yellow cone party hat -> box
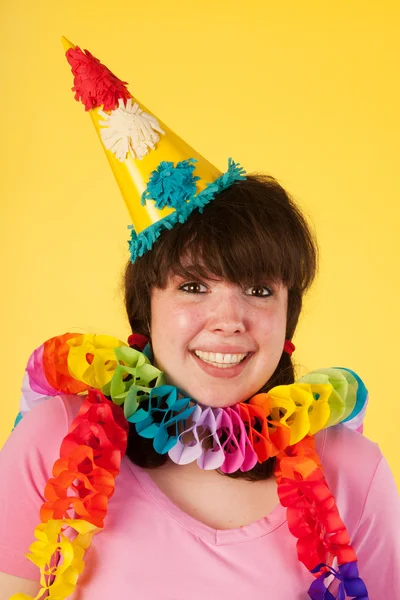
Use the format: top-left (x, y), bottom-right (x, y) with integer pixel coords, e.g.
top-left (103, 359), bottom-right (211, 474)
top-left (62, 37), bottom-right (246, 262)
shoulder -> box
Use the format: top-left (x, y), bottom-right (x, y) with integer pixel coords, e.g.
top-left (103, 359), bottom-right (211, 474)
top-left (315, 428), bottom-right (400, 597)
top-left (314, 425), bottom-right (386, 530)
top-left (1, 395), bottom-right (84, 476)
top-left (19, 394), bottom-right (83, 437)
top-left (317, 423), bottom-right (382, 471)
top-left (0, 395), bottom-right (84, 581)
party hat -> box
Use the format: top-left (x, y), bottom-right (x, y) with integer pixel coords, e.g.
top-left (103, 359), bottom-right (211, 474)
top-left (62, 37), bottom-right (246, 262)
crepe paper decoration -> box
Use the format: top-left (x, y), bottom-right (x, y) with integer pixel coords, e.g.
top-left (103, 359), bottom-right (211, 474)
top-left (9, 518), bottom-right (99, 600)
top-left (274, 438), bottom-right (368, 599)
top-left (25, 343), bottom-right (60, 397)
top-left (236, 396), bottom-right (291, 461)
top-left (128, 158), bottom-right (247, 262)
top-left (338, 367), bottom-right (369, 433)
top-left (142, 159), bottom-right (200, 209)
top-left (40, 445), bottom-right (115, 528)
top-left (128, 385), bottom-right (196, 454)
top-left (299, 367), bottom-right (363, 427)
top-left (14, 338), bottom-right (370, 599)
top-left (41, 333), bottom-right (92, 395)
top-left (166, 378), bottom-right (365, 473)
top-left (217, 407), bottom-right (258, 473)
top-left (128, 333), bottom-right (149, 350)
top-left (170, 405), bottom-right (258, 472)
top-left (66, 46), bottom-right (131, 111)
top-left (267, 383), bottom-right (330, 445)
top-left (128, 212), bottom-right (179, 260)
top-left (189, 158), bottom-right (246, 213)
top-left (20, 333), bottom-right (126, 418)
top-left (169, 405), bottom-right (259, 472)
top-left (101, 345), bottom-right (166, 419)
top-left (41, 390), bottom-right (128, 526)
top-left (60, 389), bottom-right (129, 471)
top-left (67, 333), bottom-right (127, 389)
top-left (21, 342), bottom-right (63, 415)
top-left (12, 391), bottom-right (128, 600)
top-left (168, 405), bottom-right (223, 469)
top-left (309, 562), bottom-right (369, 600)
top-left (99, 98), bottom-right (165, 161)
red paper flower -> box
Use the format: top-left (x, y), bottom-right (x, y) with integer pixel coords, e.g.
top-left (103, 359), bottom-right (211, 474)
top-left (42, 333), bottom-right (91, 395)
top-left (66, 46), bottom-right (131, 111)
top-left (236, 400), bottom-right (291, 462)
top-left (41, 446), bottom-right (115, 527)
top-left (60, 390), bottom-right (128, 474)
top-left (40, 391), bottom-right (129, 528)
top-left (275, 439), bottom-right (358, 571)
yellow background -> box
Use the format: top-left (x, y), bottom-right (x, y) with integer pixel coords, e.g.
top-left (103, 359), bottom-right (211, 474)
top-left (1, 1), bottom-right (399, 488)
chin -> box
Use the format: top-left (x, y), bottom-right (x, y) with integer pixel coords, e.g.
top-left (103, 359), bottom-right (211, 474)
top-left (186, 385), bottom-right (253, 408)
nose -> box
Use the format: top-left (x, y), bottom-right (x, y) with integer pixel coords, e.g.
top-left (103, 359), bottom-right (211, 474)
top-left (206, 290), bottom-right (247, 335)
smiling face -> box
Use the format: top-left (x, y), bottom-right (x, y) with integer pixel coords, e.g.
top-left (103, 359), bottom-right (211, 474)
top-left (125, 176), bottom-right (317, 408)
top-left (150, 274), bottom-right (288, 407)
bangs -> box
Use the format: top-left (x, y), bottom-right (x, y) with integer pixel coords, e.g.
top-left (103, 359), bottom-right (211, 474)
top-left (144, 174), bottom-right (316, 293)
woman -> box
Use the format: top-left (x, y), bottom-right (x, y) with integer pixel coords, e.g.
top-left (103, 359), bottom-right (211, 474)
top-left (0, 40), bottom-right (399, 600)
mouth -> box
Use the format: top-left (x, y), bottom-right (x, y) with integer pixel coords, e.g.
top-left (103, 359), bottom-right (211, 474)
top-left (193, 350), bottom-right (249, 368)
top-left (190, 349), bottom-right (253, 378)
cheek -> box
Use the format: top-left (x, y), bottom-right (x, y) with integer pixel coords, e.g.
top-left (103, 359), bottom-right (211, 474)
top-left (256, 307), bottom-right (287, 346)
top-left (151, 297), bottom-right (202, 347)
top-left (171, 306), bottom-right (201, 332)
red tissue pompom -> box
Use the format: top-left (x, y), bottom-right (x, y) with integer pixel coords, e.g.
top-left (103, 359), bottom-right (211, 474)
top-left (66, 46), bottom-right (131, 111)
top-left (127, 333), bottom-right (149, 351)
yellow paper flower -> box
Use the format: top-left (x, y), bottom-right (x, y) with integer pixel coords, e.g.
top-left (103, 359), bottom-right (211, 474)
top-left (269, 385), bottom-right (312, 445)
top-left (299, 368), bottom-right (355, 425)
top-left (268, 383), bottom-right (333, 445)
top-left (67, 334), bottom-right (127, 389)
top-left (296, 383), bottom-right (332, 435)
top-left (10, 519), bottom-right (99, 600)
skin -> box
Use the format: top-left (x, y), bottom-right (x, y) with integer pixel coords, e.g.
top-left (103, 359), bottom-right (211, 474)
top-left (150, 274), bottom-right (288, 407)
top-left (147, 272), bottom-right (286, 517)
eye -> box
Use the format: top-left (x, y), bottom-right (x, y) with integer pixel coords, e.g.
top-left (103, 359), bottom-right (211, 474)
top-left (245, 285), bottom-right (272, 297)
top-left (179, 282), bottom-right (208, 294)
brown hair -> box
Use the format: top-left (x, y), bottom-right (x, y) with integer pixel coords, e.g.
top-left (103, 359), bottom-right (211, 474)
top-left (124, 174), bottom-right (318, 480)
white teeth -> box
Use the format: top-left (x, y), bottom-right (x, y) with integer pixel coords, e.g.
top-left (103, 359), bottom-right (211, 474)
top-left (194, 350), bottom-right (248, 368)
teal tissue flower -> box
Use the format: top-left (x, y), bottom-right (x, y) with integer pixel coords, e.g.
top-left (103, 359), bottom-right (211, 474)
top-left (128, 385), bottom-right (196, 454)
top-left (141, 158), bottom-right (200, 210)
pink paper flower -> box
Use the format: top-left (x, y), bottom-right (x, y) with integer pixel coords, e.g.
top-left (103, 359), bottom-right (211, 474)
top-left (66, 46), bottom-right (131, 111)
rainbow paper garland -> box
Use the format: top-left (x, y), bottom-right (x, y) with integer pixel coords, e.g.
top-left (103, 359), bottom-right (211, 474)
top-left (11, 333), bottom-right (369, 600)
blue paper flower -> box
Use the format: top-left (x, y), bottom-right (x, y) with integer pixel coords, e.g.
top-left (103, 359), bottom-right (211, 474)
top-left (141, 159), bottom-right (200, 210)
top-left (192, 158), bottom-right (246, 213)
top-left (309, 561), bottom-right (367, 600)
top-left (128, 385), bottom-right (196, 454)
top-left (129, 159), bottom-right (247, 263)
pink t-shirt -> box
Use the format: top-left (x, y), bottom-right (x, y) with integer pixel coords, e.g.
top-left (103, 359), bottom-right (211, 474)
top-left (0, 395), bottom-right (399, 599)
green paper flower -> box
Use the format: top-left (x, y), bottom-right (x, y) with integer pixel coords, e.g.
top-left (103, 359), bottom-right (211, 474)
top-left (102, 346), bottom-right (166, 419)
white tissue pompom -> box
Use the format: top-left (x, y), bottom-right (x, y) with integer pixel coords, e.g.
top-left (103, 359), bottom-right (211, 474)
top-left (99, 98), bottom-right (165, 161)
